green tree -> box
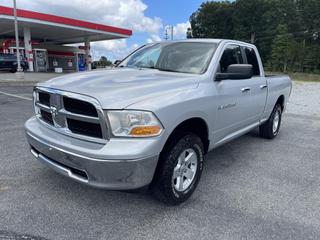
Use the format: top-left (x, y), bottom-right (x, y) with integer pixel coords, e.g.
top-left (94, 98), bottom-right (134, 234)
top-left (98, 56), bottom-right (112, 67)
top-left (268, 24), bottom-right (292, 72)
top-left (186, 27), bottom-right (193, 39)
top-left (190, 1), bottom-right (234, 39)
top-left (232, 0), bottom-right (268, 43)
top-left (188, 0), bottom-right (320, 73)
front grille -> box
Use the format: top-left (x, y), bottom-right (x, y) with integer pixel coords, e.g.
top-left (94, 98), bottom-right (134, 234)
top-left (63, 97), bottom-right (98, 117)
top-left (38, 91), bottom-right (50, 106)
top-left (67, 118), bottom-right (102, 138)
top-left (40, 109), bottom-right (54, 125)
top-left (34, 88), bottom-right (107, 142)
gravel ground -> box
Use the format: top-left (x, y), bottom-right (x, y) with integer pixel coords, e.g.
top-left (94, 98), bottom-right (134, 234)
top-left (0, 82), bottom-right (319, 240)
top-left (287, 81), bottom-right (320, 117)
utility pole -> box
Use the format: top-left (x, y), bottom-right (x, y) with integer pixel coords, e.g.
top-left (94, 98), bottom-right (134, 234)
top-left (170, 25), bottom-right (173, 40)
top-left (13, 0), bottom-right (22, 72)
top-left (164, 28), bottom-right (168, 40)
top-left (164, 26), bottom-right (174, 41)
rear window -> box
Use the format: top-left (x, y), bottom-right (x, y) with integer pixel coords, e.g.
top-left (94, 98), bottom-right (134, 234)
top-left (0, 54), bottom-right (16, 61)
top-left (244, 47), bottom-right (260, 76)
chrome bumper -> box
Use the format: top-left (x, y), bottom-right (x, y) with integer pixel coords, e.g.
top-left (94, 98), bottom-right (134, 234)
top-left (25, 117), bottom-right (163, 190)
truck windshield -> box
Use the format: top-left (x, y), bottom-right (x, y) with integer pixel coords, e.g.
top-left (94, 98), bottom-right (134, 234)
top-left (119, 42), bottom-right (218, 74)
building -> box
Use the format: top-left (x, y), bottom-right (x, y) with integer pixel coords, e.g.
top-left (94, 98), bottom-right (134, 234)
top-left (0, 5), bottom-right (132, 72)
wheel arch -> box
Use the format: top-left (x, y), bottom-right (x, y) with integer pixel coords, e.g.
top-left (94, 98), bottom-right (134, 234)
top-left (151, 117), bottom-right (209, 190)
top-left (162, 117), bottom-right (210, 155)
top-left (276, 95), bottom-right (285, 111)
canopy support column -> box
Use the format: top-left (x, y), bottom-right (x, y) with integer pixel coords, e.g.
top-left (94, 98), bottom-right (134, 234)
top-left (85, 38), bottom-right (91, 71)
top-left (23, 26), bottom-right (34, 72)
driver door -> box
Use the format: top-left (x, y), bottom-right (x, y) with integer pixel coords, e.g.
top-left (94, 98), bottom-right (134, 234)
top-left (213, 44), bottom-right (256, 143)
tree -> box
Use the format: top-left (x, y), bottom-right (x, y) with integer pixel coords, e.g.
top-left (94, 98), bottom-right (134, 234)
top-left (186, 27), bottom-right (193, 39)
top-left (189, 1), bottom-right (235, 39)
top-left (98, 56), bottom-right (112, 67)
top-left (268, 24), bottom-right (292, 72)
top-left (188, 0), bottom-right (320, 73)
top-left (232, 0), bottom-right (268, 43)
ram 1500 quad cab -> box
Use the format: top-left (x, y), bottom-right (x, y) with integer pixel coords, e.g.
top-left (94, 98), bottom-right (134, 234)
top-left (25, 39), bottom-right (292, 205)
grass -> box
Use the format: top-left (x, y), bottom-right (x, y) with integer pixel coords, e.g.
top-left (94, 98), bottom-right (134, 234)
top-left (287, 73), bottom-right (320, 82)
top-left (266, 72), bottom-right (320, 82)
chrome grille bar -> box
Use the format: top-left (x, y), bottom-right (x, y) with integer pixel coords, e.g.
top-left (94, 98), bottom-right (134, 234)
top-left (58, 109), bottom-right (100, 124)
top-left (33, 87), bottom-right (109, 144)
top-left (35, 102), bottom-right (51, 111)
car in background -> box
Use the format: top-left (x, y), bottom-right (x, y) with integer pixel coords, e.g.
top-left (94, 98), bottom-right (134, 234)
top-left (0, 53), bottom-right (27, 72)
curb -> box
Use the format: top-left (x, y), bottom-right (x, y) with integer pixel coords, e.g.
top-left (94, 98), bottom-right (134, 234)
top-left (0, 81), bottom-right (39, 87)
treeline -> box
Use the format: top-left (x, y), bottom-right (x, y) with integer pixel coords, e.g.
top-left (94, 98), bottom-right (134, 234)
top-left (93, 56), bottom-right (112, 68)
top-left (188, 0), bottom-right (320, 73)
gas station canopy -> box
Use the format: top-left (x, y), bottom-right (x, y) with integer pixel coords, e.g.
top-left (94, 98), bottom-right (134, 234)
top-left (0, 5), bottom-right (132, 44)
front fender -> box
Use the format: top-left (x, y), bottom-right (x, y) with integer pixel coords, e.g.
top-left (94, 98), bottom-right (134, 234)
top-left (127, 87), bottom-right (213, 146)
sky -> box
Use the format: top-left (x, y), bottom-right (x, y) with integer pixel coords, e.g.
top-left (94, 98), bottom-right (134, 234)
top-left (1, 0), bottom-right (205, 61)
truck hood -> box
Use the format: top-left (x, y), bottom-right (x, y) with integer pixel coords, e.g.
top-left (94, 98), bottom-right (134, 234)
top-left (38, 68), bottom-right (199, 109)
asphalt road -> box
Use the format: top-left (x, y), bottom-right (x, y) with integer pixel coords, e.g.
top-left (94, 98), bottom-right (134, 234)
top-left (0, 86), bottom-right (320, 240)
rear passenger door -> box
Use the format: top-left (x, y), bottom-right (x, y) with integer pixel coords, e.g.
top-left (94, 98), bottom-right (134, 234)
top-left (242, 46), bottom-right (268, 123)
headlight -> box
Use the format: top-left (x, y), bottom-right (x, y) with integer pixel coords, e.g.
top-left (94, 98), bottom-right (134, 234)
top-left (106, 110), bottom-right (163, 137)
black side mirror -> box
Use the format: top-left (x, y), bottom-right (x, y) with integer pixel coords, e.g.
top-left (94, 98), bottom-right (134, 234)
top-left (114, 60), bottom-right (122, 66)
top-left (215, 64), bottom-right (253, 81)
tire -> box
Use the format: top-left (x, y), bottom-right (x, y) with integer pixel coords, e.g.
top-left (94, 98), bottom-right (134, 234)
top-left (259, 103), bottom-right (282, 139)
top-left (10, 68), bottom-right (17, 73)
top-left (152, 132), bottom-right (204, 205)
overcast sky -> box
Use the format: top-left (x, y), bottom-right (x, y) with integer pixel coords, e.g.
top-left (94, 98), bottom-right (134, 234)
top-left (2, 0), bottom-right (205, 61)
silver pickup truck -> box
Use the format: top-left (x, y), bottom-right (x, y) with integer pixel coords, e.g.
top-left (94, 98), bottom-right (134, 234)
top-left (25, 39), bottom-right (292, 205)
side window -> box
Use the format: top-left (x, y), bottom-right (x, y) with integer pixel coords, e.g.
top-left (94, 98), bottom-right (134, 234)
top-left (219, 45), bottom-right (243, 73)
top-left (245, 47), bottom-right (260, 76)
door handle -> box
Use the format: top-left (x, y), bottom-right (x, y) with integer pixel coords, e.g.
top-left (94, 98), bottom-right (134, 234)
top-left (260, 84), bottom-right (267, 89)
top-left (241, 87), bottom-right (251, 92)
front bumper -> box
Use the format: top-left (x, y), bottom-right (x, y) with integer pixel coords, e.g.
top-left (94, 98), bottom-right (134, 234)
top-left (25, 117), bottom-right (165, 190)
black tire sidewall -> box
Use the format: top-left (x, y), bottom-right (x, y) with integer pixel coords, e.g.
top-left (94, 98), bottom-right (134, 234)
top-left (260, 103), bottom-right (283, 139)
top-left (156, 133), bottom-right (204, 205)
top-left (271, 105), bottom-right (282, 137)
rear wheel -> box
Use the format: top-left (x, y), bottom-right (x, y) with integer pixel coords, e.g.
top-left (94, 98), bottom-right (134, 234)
top-left (259, 103), bottom-right (282, 139)
top-left (152, 133), bottom-right (204, 205)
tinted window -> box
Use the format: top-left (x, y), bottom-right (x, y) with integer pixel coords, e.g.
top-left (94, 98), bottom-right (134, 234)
top-left (245, 47), bottom-right (260, 75)
top-left (0, 54), bottom-right (16, 61)
top-left (219, 45), bottom-right (243, 73)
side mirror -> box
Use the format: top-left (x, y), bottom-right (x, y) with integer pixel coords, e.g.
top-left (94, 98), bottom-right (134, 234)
top-left (114, 60), bottom-right (122, 66)
top-left (215, 64), bottom-right (253, 81)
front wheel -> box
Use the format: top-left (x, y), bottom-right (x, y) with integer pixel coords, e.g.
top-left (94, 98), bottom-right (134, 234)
top-left (152, 133), bottom-right (204, 205)
top-left (259, 103), bottom-right (282, 139)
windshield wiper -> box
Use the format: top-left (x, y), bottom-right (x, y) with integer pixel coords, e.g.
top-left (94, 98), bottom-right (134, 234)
top-left (137, 66), bottom-right (157, 69)
top-left (157, 67), bottom-right (181, 73)
top-left (139, 66), bottom-right (179, 73)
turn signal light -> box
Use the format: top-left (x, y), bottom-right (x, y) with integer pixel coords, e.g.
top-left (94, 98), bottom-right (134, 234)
top-left (129, 126), bottom-right (161, 136)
